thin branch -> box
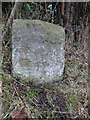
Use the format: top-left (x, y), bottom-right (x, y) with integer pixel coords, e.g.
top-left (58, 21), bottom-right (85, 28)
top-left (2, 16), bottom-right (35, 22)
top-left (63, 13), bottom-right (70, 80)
top-left (2, 0), bottom-right (20, 38)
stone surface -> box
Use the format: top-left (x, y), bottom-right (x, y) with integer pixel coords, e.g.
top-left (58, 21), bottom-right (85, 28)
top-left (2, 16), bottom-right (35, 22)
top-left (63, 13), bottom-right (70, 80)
top-left (12, 19), bottom-right (65, 83)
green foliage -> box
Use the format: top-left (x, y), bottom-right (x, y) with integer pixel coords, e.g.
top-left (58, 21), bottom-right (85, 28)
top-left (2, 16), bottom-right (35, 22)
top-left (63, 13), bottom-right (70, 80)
top-left (3, 89), bottom-right (11, 104)
top-left (2, 73), bottom-right (11, 85)
top-left (66, 93), bottom-right (77, 115)
top-left (25, 89), bottom-right (39, 99)
top-left (20, 3), bottom-right (53, 22)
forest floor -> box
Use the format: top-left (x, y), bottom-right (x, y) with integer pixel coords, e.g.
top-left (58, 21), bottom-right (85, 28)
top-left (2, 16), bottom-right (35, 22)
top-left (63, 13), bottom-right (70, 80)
top-left (1, 22), bottom-right (88, 119)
